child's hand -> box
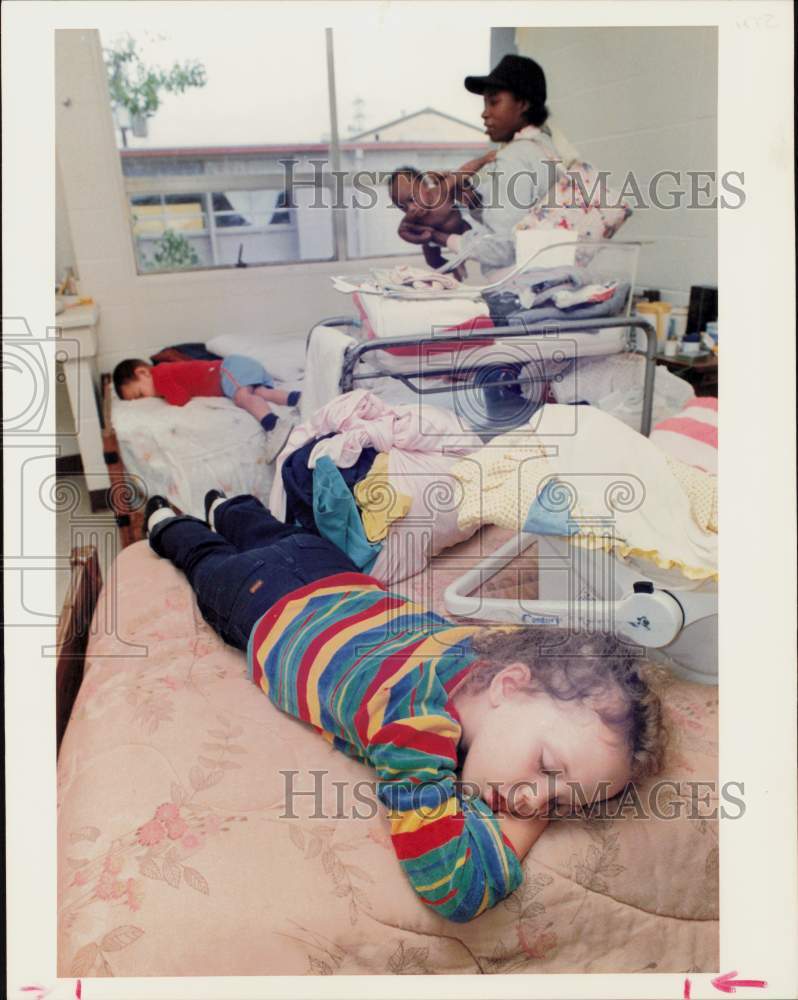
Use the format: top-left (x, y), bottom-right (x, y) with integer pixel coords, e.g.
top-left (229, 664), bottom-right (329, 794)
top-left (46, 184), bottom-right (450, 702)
top-left (497, 813), bottom-right (549, 860)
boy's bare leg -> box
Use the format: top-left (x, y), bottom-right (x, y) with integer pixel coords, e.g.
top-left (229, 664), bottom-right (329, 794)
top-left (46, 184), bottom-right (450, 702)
top-left (233, 385), bottom-right (272, 421)
top-left (253, 385), bottom-right (290, 406)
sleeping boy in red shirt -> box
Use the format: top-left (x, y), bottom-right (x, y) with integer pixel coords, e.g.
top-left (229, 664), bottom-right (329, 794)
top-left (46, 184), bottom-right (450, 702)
top-left (113, 355), bottom-right (301, 440)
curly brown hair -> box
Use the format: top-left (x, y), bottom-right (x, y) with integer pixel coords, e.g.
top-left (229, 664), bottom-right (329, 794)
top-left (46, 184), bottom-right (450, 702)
top-left (465, 628), bottom-right (668, 781)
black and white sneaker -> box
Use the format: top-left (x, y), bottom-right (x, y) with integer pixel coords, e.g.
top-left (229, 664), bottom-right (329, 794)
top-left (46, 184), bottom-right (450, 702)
top-left (204, 489), bottom-right (227, 530)
top-left (144, 495), bottom-right (174, 537)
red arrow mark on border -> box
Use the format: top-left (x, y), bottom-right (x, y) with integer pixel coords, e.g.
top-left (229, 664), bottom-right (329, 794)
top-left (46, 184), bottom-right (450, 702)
top-left (712, 970), bottom-right (768, 994)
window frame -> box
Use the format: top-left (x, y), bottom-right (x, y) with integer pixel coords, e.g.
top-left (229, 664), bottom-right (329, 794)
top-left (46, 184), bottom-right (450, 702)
top-left (124, 172), bottom-right (337, 273)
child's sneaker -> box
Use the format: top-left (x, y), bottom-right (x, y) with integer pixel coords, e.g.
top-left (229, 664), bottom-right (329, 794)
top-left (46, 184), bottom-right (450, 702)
top-left (261, 415), bottom-right (297, 463)
top-left (204, 489), bottom-right (227, 530)
top-left (144, 495), bottom-right (175, 537)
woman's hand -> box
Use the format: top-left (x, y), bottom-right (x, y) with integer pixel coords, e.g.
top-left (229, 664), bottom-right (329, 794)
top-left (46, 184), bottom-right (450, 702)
top-left (425, 227), bottom-right (456, 248)
top-left (397, 219), bottom-right (434, 245)
top-left (397, 219), bottom-right (462, 248)
top-left (456, 148), bottom-right (497, 175)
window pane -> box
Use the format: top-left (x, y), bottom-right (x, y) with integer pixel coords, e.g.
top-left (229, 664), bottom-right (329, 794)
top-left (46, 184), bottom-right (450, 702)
top-left (101, 27), bottom-right (335, 272)
top-left (331, 25), bottom-right (492, 259)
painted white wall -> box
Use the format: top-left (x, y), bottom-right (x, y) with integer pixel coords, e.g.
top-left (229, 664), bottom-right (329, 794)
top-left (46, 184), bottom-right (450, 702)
top-left (516, 27), bottom-right (718, 303)
top-left (55, 29), bottom-right (427, 376)
top-left (55, 158), bottom-right (77, 282)
top-left (56, 158), bottom-right (80, 456)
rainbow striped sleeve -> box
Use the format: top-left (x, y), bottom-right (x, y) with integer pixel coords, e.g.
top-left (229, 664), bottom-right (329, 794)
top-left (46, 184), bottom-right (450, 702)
top-left (367, 696), bottom-right (523, 922)
top-left (248, 575), bottom-right (524, 923)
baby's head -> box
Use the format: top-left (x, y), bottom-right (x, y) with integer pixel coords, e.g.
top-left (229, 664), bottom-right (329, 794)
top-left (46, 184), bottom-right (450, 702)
top-left (387, 166), bottom-right (422, 213)
top-left (387, 167), bottom-right (463, 232)
top-left (113, 359), bottom-right (156, 400)
top-left (454, 629), bottom-right (667, 819)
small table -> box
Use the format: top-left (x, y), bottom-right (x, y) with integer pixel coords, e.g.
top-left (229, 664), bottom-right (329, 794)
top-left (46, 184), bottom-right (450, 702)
top-left (655, 350), bottom-right (718, 396)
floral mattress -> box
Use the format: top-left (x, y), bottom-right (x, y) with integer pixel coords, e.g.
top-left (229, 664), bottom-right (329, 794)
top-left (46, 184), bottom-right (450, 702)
top-left (57, 528), bottom-right (718, 977)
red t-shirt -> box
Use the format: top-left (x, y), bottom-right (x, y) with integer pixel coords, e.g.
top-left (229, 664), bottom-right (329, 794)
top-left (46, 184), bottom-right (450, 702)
top-left (151, 361), bottom-right (224, 407)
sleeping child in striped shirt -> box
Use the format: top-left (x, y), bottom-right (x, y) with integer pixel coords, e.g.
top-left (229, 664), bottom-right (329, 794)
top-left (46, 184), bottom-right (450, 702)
top-left (145, 489), bottom-right (667, 923)
top-left (113, 355), bottom-right (301, 440)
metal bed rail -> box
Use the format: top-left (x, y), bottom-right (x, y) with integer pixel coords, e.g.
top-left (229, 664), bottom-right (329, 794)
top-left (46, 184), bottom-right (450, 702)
top-left (329, 316), bottom-right (657, 436)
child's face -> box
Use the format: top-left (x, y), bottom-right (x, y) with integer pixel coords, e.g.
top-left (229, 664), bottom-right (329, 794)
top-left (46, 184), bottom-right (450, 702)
top-left (458, 664), bottom-right (632, 818)
top-left (120, 367), bottom-right (156, 400)
top-left (391, 174), bottom-right (462, 232)
top-left (389, 173), bottom-right (418, 213)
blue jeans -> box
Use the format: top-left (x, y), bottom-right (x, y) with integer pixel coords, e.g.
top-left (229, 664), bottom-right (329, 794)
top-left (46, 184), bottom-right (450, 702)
top-left (149, 495), bottom-right (358, 650)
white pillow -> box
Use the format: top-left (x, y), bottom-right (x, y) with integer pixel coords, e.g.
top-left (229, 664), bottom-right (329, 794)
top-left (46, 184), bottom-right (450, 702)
top-left (206, 332), bottom-right (305, 385)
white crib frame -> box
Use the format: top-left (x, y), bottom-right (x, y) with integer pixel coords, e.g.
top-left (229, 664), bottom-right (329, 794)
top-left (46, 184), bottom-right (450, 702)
top-left (443, 530), bottom-right (718, 684)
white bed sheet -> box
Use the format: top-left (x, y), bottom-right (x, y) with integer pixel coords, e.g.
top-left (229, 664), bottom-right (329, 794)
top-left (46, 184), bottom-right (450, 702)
top-left (111, 396), bottom-right (285, 519)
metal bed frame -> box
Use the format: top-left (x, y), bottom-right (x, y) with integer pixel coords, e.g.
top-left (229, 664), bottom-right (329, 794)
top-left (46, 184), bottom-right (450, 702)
top-left (312, 314), bottom-right (658, 437)
top-left (323, 239), bottom-right (657, 435)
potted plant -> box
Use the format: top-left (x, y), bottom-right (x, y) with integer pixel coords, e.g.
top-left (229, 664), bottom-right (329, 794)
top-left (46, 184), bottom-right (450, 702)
top-left (103, 34), bottom-right (207, 146)
top-left (141, 229), bottom-right (201, 272)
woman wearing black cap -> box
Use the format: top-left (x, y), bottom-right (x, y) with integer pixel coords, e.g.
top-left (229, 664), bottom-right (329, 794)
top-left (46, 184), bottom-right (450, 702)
top-left (426, 55), bottom-right (572, 275)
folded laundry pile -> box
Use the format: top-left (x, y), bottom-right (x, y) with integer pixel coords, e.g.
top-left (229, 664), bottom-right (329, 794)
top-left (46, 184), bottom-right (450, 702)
top-left (483, 266), bottom-right (630, 325)
top-left (372, 265), bottom-right (462, 291)
top-left (334, 261), bottom-right (630, 344)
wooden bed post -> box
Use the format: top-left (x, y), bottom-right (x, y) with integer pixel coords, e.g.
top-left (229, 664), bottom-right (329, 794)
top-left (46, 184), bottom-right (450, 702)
top-left (101, 373), bottom-right (146, 546)
top-left (55, 544), bottom-right (102, 752)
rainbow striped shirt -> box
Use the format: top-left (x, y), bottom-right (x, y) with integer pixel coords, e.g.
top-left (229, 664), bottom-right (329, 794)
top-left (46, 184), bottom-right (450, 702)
top-left (248, 572), bottom-right (523, 922)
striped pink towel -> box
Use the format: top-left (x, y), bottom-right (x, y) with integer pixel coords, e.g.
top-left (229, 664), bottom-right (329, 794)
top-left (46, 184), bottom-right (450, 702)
top-left (650, 397), bottom-right (718, 473)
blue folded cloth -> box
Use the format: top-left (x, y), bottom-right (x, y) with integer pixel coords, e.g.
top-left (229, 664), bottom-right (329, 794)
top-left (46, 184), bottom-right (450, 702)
top-left (522, 478), bottom-right (579, 536)
top-left (505, 282), bottom-right (630, 327)
top-left (312, 456), bottom-right (381, 573)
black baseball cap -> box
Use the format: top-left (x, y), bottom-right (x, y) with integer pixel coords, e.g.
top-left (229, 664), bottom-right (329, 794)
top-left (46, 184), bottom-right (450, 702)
top-left (465, 54), bottom-right (547, 106)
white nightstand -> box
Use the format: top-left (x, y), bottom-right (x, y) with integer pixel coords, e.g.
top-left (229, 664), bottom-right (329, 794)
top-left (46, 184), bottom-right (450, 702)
top-left (56, 303), bottom-right (110, 511)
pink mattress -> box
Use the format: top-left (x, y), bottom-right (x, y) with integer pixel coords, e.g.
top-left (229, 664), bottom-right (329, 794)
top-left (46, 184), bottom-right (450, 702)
top-left (57, 529), bottom-right (718, 976)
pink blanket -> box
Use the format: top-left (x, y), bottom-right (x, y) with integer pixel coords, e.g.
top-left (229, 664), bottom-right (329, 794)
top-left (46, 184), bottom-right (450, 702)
top-left (58, 531), bottom-right (718, 977)
top-left (650, 397), bottom-right (718, 473)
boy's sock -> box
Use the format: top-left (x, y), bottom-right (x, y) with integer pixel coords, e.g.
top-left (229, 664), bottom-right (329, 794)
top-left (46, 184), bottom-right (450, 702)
top-left (147, 506), bottom-right (176, 535)
top-left (203, 488), bottom-right (227, 531)
top-left (144, 494), bottom-right (175, 538)
top-left (260, 413), bottom-right (278, 432)
top-left (208, 496), bottom-right (226, 531)
top-left (286, 390), bottom-right (301, 407)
